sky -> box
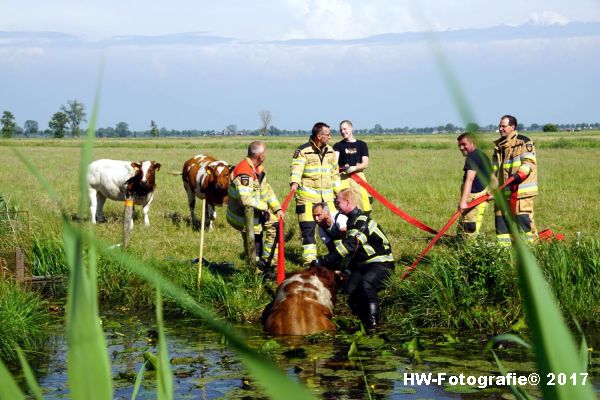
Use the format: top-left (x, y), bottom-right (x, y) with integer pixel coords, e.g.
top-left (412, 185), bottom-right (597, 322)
top-left (1, 0), bottom-right (599, 131)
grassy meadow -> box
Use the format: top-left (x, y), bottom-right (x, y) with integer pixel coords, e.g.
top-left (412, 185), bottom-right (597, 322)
top-left (2, 132), bottom-right (599, 259)
top-left (1, 131), bottom-right (600, 330)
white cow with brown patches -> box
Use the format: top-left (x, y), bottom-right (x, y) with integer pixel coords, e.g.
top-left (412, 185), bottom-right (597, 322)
top-left (87, 159), bottom-right (161, 227)
top-left (262, 267), bottom-right (337, 336)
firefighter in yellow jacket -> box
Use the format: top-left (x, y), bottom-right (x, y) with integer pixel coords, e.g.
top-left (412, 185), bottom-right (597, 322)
top-left (290, 122), bottom-right (342, 265)
top-left (492, 114), bottom-right (538, 245)
top-left (227, 141), bottom-right (283, 271)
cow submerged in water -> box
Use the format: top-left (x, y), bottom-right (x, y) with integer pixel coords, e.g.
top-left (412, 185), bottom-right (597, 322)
top-left (181, 154), bottom-right (231, 229)
top-left (262, 267), bottom-right (337, 336)
top-left (87, 159), bottom-right (161, 227)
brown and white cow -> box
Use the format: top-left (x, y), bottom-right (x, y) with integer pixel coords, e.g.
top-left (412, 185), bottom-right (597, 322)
top-left (182, 154), bottom-right (231, 229)
top-left (87, 159), bottom-right (161, 228)
top-left (262, 267), bottom-right (337, 336)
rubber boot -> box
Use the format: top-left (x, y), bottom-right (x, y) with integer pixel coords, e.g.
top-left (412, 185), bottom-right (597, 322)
top-left (364, 302), bottom-right (380, 330)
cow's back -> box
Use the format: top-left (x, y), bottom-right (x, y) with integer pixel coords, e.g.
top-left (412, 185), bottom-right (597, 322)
top-left (88, 159), bottom-right (134, 200)
top-left (263, 268), bottom-right (337, 336)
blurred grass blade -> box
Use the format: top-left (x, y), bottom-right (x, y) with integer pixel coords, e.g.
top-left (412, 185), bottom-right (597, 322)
top-left (513, 238), bottom-right (595, 399)
top-left (155, 287), bottom-right (173, 400)
top-left (0, 357), bottom-right (25, 400)
top-left (131, 361), bottom-right (148, 400)
top-left (491, 350), bottom-right (532, 400)
top-left (16, 348), bottom-right (43, 400)
top-left (65, 69), bottom-right (113, 399)
top-left (64, 221), bottom-right (112, 399)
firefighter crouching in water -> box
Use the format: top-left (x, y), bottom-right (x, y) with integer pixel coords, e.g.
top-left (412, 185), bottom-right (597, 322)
top-left (290, 122), bottom-right (341, 266)
top-left (492, 114), bottom-right (538, 245)
top-left (227, 141), bottom-right (283, 276)
top-left (333, 120), bottom-right (373, 215)
top-left (312, 188), bottom-right (395, 329)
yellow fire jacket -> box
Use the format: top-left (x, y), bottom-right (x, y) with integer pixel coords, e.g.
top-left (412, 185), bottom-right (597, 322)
top-left (226, 157), bottom-right (281, 231)
top-left (492, 132), bottom-right (538, 198)
top-left (290, 140), bottom-right (341, 203)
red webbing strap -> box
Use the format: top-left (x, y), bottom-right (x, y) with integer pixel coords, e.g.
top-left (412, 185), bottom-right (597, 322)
top-left (277, 188), bottom-right (296, 284)
top-left (350, 173), bottom-right (438, 235)
top-left (401, 176), bottom-right (515, 281)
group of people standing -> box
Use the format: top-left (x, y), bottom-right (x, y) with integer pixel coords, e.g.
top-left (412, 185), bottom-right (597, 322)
top-left (225, 114), bottom-right (539, 329)
top-left (457, 114), bottom-right (539, 245)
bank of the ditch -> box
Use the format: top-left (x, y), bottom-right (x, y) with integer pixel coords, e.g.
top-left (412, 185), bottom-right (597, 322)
top-left (5, 235), bottom-right (599, 362)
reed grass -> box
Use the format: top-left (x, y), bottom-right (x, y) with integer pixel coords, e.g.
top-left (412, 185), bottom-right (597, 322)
top-left (0, 281), bottom-right (51, 363)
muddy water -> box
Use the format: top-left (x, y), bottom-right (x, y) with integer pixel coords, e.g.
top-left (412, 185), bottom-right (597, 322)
top-left (33, 311), bottom-right (600, 399)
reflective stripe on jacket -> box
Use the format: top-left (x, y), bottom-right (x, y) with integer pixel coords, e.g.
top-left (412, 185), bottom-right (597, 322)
top-left (492, 133), bottom-right (538, 198)
top-left (226, 158), bottom-right (281, 230)
top-left (290, 141), bottom-right (341, 203)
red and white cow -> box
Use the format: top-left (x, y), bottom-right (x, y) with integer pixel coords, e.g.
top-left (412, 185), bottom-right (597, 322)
top-left (263, 267), bottom-right (337, 336)
top-left (182, 154), bottom-right (231, 229)
top-left (87, 159), bottom-right (161, 227)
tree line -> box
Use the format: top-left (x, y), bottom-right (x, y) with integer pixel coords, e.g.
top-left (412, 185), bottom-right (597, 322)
top-left (2, 103), bottom-right (599, 139)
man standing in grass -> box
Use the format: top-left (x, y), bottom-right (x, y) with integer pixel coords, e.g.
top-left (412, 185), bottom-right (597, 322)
top-left (227, 141), bottom-right (283, 276)
top-left (290, 122), bottom-right (341, 266)
top-left (456, 132), bottom-right (492, 240)
top-left (492, 115), bottom-right (539, 245)
top-left (313, 188), bottom-right (394, 329)
top-left (334, 120), bottom-right (373, 215)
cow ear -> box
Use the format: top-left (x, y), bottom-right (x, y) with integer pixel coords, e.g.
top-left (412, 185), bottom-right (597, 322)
top-left (131, 162), bottom-right (141, 170)
top-left (153, 162), bottom-right (161, 171)
top-left (229, 165), bottom-right (234, 173)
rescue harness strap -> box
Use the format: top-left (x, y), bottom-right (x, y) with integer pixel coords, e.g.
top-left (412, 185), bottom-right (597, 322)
top-left (349, 173), bottom-right (438, 235)
top-left (401, 176), bottom-right (515, 281)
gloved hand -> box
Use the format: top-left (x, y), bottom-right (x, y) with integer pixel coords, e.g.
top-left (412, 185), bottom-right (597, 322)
top-left (511, 171), bottom-right (527, 185)
top-left (345, 166), bottom-right (357, 174)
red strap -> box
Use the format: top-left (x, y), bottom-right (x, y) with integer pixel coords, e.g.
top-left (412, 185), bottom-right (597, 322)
top-left (277, 188), bottom-right (296, 284)
top-left (401, 176), bottom-right (515, 281)
top-left (350, 173), bottom-right (438, 235)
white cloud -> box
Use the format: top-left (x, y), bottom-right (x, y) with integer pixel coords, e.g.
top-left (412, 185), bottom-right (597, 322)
top-left (528, 10), bottom-right (570, 26)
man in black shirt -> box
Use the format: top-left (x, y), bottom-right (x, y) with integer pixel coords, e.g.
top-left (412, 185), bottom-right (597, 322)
top-left (457, 133), bottom-right (492, 239)
top-left (333, 120), bottom-right (373, 215)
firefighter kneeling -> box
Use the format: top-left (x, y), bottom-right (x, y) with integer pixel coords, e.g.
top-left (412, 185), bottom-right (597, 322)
top-left (312, 188), bottom-right (395, 329)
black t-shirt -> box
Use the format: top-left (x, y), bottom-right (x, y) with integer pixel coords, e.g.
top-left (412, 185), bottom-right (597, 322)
top-left (333, 140), bottom-right (369, 168)
top-left (463, 149), bottom-right (492, 193)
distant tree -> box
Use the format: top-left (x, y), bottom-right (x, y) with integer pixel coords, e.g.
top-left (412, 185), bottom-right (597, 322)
top-left (269, 125), bottom-right (282, 136)
top-left (1, 111), bottom-right (16, 138)
top-left (444, 123), bottom-right (456, 132)
top-left (226, 124), bottom-right (238, 135)
top-left (530, 123), bottom-right (540, 131)
top-left (49, 112), bottom-right (68, 138)
top-left (258, 110), bottom-right (272, 136)
top-left (465, 122), bottom-right (480, 134)
top-left (372, 124), bottom-right (384, 134)
top-left (543, 123), bottom-right (558, 132)
top-left (23, 120), bottom-right (39, 136)
top-left (115, 122), bottom-right (130, 137)
top-left (60, 100), bottom-right (87, 137)
top-left (150, 120), bottom-right (160, 137)
top-left (517, 123), bottom-right (525, 131)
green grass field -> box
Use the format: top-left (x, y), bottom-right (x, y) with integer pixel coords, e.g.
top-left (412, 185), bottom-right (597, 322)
top-left (1, 131), bottom-right (599, 269)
